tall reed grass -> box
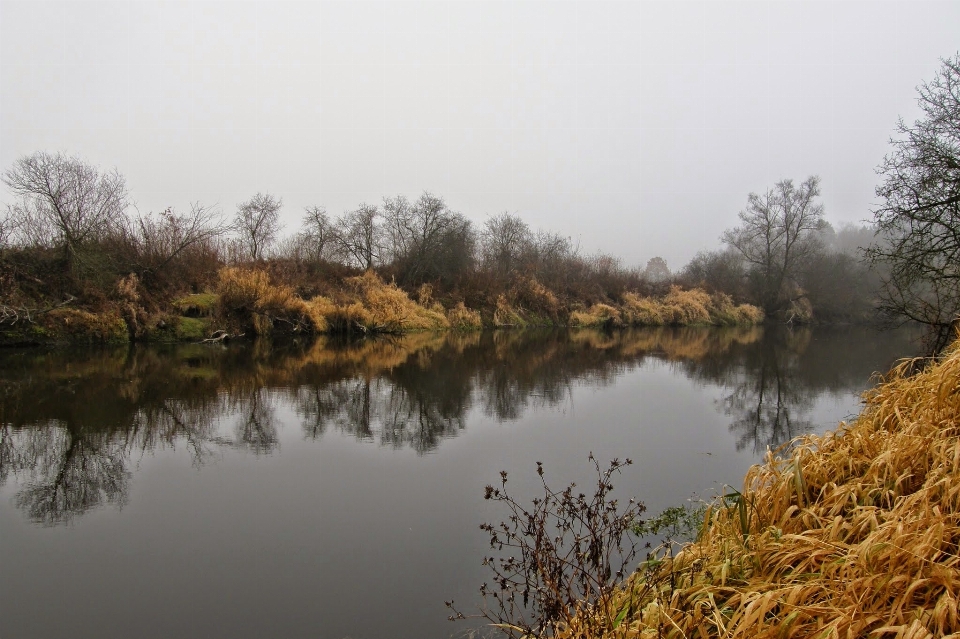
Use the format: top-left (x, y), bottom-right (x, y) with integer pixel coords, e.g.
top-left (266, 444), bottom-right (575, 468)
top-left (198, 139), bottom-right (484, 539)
top-left (572, 288), bottom-right (763, 328)
top-left (556, 334), bottom-right (960, 638)
top-left (216, 267), bottom-right (330, 334)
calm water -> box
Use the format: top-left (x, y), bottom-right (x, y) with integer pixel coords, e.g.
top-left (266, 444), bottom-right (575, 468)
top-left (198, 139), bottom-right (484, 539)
top-left (0, 326), bottom-right (919, 639)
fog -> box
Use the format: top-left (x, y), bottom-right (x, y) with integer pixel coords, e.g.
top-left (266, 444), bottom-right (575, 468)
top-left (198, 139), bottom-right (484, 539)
top-left (2, 0), bottom-right (958, 269)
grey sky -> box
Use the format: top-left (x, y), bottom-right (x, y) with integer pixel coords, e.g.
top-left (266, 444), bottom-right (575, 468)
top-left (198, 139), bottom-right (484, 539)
top-left (1, 1), bottom-right (957, 270)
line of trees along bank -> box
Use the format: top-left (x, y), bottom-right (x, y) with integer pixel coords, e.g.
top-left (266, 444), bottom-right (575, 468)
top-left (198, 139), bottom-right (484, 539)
top-left (0, 155), bottom-right (895, 340)
top-left (1, 159), bottom-right (744, 338)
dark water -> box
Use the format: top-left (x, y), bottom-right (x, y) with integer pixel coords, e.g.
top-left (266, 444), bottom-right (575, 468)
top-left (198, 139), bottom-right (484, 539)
top-left (0, 326), bottom-right (919, 639)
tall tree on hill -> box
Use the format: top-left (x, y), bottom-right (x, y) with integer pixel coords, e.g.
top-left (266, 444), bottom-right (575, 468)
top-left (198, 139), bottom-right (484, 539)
top-left (335, 203), bottom-right (382, 270)
top-left (722, 176), bottom-right (828, 316)
top-left (480, 212), bottom-right (533, 277)
top-left (298, 205), bottom-right (340, 263)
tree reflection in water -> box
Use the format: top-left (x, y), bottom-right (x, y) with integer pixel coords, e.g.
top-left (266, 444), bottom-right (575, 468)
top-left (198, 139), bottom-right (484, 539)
top-left (9, 425), bottom-right (128, 525)
top-left (0, 326), bottom-right (917, 524)
top-left (720, 330), bottom-right (817, 453)
top-left (677, 326), bottom-right (918, 453)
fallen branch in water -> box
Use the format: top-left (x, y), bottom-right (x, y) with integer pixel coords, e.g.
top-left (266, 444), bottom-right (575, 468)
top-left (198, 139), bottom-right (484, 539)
top-left (0, 295), bottom-right (76, 326)
top-left (200, 330), bottom-right (244, 344)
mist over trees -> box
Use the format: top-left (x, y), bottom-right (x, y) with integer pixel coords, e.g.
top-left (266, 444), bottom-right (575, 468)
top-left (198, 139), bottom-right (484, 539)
top-left (680, 197), bottom-right (881, 324)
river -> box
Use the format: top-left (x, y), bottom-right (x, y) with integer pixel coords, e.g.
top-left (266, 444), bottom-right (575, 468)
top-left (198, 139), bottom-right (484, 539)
top-left (0, 326), bottom-right (919, 639)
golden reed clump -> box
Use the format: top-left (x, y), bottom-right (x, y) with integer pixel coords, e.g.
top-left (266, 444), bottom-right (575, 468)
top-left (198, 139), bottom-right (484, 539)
top-left (215, 268), bottom-right (457, 335)
top-left (558, 335), bottom-right (960, 638)
top-left (216, 267), bottom-right (331, 334)
top-left (340, 270), bottom-right (449, 332)
top-left (573, 288), bottom-right (763, 328)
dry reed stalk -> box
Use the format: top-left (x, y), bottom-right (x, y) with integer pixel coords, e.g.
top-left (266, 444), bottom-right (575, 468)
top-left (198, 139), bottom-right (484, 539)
top-left (558, 336), bottom-right (960, 638)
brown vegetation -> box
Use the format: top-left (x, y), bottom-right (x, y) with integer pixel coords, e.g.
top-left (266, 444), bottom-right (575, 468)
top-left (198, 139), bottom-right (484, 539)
top-left (555, 334), bottom-right (960, 638)
top-left (571, 288), bottom-right (763, 329)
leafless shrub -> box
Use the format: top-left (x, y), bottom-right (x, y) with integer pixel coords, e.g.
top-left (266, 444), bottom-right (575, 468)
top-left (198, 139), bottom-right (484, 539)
top-left (448, 455), bottom-right (644, 638)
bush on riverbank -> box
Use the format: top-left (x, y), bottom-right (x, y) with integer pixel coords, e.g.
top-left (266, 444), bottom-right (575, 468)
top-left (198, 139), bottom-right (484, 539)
top-left (217, 266), bottom-right (330, 335)
top-left (332, 270), bottom-right (450, 333)
top-left (215, 267), bottom-right (450, 335)
top-left (570, 288), bottom-right (763, 328)
top-left (557, 335), bottom-right (960, 638)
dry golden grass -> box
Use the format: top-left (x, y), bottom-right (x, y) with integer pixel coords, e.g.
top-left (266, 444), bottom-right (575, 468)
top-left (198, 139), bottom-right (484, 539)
top-left (557, 334), bottom-right (960, 638)
top-left (494, 294), bottom-right (527, 328)
top-left (512, 276), bottom-right (561, 318)
top-left (216, 268), bottom-right (451, 335)
top-left (340, 270), bottom-right (449, 332)
top-left (617, 288), bottom-right (763, 328)
top-left (447, 301), bottom-right (483, 331)
top-left (43, 307), bottom-right (129, 343)
top-left (661, 286), bottom-right (713, 325)
top-left (622, 293), bottom-right (667, 326)
top-left (217, 267), bottom-right (328, 335)
top-left (570, 304), bottom-right (624, 328)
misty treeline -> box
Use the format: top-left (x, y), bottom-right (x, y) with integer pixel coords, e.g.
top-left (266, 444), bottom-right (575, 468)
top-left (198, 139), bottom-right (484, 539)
top-left (680, 177), bottom-right (882, 323)
top-left (0, 151), bottom-right (922, 331)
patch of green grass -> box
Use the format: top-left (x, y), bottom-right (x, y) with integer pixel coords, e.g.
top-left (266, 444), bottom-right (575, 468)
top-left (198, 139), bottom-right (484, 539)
top-left (144, 315), bottom-right (211, 342)
top-left (173, 293), bottom-right (219, 317)
top-left (175, 316), bottom-right (209, 340)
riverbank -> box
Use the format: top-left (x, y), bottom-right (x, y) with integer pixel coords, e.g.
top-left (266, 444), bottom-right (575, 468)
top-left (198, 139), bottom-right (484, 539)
top-left (0, 267), bottom-right (763, 346)
top-left (560, 336), bottom-right (960, 637)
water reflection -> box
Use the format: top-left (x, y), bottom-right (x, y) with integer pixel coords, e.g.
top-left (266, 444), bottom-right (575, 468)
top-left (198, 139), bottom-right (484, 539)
top-left (0, 326), bottom-right (916, 524)
top-left (678, 327), bottom-right (915, 453)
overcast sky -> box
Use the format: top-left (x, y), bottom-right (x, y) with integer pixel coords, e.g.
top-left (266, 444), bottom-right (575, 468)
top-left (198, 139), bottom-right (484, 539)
top-left (1, 1), bottom-right (958, 269)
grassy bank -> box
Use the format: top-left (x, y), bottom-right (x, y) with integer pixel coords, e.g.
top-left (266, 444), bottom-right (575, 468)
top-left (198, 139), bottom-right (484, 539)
top-left (0, 267), bottom-right (763, 345)
top-left (557, 336), bottom-right (960, 638)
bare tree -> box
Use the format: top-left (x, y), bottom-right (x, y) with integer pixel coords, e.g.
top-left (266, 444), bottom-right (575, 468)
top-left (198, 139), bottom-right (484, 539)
top-left (133, 203), bottom-right (229, 274)
top-left (235, 192), bottom-right (282, 261)
top-left (722, 176), bottom-right (827, 315)
top-left (382, 192), bottom-right (475, 286)
top-left (866, 55), bottom-right (960, 353)
top-left (0, 207), bottom-right (14, 251)
top-left (480, 212), bottom-right (533, 276)
top-left (2, 151), bottom-right (128, 270)
top-left (335, 203), bottom-right (381, 270)
top-left (381, 194), bottom-right (416, 264)
top-left (298, 205), bottom-right (340, 263)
